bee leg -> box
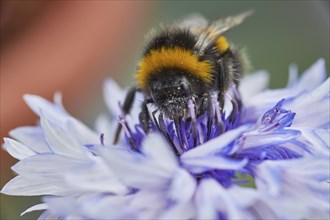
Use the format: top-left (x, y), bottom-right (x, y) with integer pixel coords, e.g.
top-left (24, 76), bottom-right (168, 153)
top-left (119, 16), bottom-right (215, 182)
top-left (203, 97), bottom-right (213, 142)
top-left (195, 95), bottom-right (212, 141)
top-left (216, 59), bottom-right (227, 108)
top-left (113, 87), bottom-right (137, 145)
top-left (139, 99), bottom-right (153, 133)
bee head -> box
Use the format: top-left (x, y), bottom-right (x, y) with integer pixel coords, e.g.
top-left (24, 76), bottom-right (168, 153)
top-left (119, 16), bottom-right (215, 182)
top-left (148, 70), bottom-right (194, 119)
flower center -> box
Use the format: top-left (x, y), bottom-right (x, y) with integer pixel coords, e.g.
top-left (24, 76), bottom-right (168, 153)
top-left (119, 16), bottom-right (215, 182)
top-left (119, 84), bottom-right (243, 155)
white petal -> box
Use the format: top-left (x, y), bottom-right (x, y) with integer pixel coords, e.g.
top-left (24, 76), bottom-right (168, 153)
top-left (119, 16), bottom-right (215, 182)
top-left (131, 190), bottom-right (167, 219)
top-left (103, 79), bottom-right (126, 117)
top-left (242, 60), bottom-right (328, 124)
top-left (141, 133), bottom-right (179, 172)
top-left (99, 147), bottom-right (174, 190)
top-left (9, 126), bottom-right (51, 153)
top-left (40, 113), bottom-right (85, 159)
top-left (168, 169), bottom-right (196, 203)
top-left (288, 78), bottom-right (330, 128)
top-left (64, 157), bottom-right (128, 194)
top-left (125, 92), bottom-right (146, 127)
top-left (21, 203), bottom-right (48, 216)
top-left (161, 170), bottom-right (196, 219)
top-left (195, 179), bottom-right (219, 219)
top-left (287, 78), bottom-right (329, 109)
top-left (240, 129), bottom-right (300, 149)
top-left (294, 58), bottom-right (327, 92)
top-left (95, 115), bottom-right (128, 145)
top-left (196, 179), bottom-right (257, 220)
top-left (239, 70), bottom-right (269, 102)
top-left (256, 157), bottom-right (330, 199)
top-left (43, 196), bottom-right (79, 217)
top-left (286, 63), bottom-right (299, 88)
top-left (160, 201), bottom-right (195, 220)
top-left (66, 119), bottom-right (100, 146)
top-left (255, 161), bottom-right (282, 196)
top-left (227, 186), bottom-right (259, 207)
top-left (53, 92), bottom-right (66, 111)
top-left (1, 176), bottom-right (69, 196)
top-left (3, 138), bottom-right (35, 160)
top-left (12, 154), bottom-right (83, 180)
top-left (293, 128), bottom-right (330, 156)
top-left (182, 156), bottom-right (248, 174)
top-left (292, 101), bottom-right (329, 128)
top-left (24, 94), bottom-right (68, 119)
top-left (78, 194), bottom-right (137, 220)
top-left (37, 210), bottom-right (60, 220)
top-left (25, 94), bottom-right (99, 145)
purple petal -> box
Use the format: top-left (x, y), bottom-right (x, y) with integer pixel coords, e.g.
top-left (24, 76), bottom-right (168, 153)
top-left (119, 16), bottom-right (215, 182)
top-left (181, 125), bottom-right (249, 159)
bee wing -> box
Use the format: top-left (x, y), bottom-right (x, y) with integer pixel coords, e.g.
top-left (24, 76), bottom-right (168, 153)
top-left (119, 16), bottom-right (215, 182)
top-left (196, 10), bottom-right (254, 53)
top-left (146, 14), bottom-right (208, 43)
top-left (176, 14), bottom-right (209, 30)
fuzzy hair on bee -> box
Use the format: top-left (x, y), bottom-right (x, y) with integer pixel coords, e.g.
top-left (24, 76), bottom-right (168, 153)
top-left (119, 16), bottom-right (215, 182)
top-left (113, 10), bottom-right (253, 144)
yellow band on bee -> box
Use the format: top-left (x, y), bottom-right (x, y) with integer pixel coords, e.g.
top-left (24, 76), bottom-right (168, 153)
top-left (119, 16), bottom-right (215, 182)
top-left (136, 47), bottom-right (213, 89)
top-left (215, 36), bottom-right (229, 53)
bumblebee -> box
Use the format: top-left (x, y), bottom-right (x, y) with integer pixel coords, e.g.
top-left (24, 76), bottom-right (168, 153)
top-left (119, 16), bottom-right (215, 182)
top-left (113, 11), bottom-right (252, 144)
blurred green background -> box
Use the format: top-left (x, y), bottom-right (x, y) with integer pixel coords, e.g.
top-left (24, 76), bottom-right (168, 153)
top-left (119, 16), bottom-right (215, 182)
top-left (1, 1), bottom-right (329, 219)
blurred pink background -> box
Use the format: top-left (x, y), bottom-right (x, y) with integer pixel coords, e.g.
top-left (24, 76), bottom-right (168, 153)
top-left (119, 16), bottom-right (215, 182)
top-left (1, 1), bottom-right (153, 219)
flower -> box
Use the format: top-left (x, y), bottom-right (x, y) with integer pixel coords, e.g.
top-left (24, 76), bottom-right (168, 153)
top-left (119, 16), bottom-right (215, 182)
top-left (1, 59), bottom-right (329, 220)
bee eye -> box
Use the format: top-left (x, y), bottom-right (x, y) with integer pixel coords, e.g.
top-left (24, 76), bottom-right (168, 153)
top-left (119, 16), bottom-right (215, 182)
top-left (179, 81), bottom-right (191, 97)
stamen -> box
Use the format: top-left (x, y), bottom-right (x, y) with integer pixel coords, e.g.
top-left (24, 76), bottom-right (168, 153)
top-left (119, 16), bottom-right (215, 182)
top-left (188, 99), bottom-right (196, 121)
top-left (100, 133), bottom-right (105, 146)
top-left (118, 102), bottom-right (126, 117)
top-left (159, 113), bottom-right (182, 155)
top-left (206, 115), bottom-right (212, 141)
top-left (197, 125), bottom-right (204, 144)
top-left (188, 99), bottom-right (199, 147)
top-left (230, 83), bottom-right (243, 111)
top-left (260, 151), bottom-right (267, 160)
top-left (119, 117), bottom-right (131, 139)
top-left (212, 98), bottom-right (222, 124)
top-left (225, 93), bottom-right (240, 127)
top-left (119, 116), bottom-right (139, 151)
